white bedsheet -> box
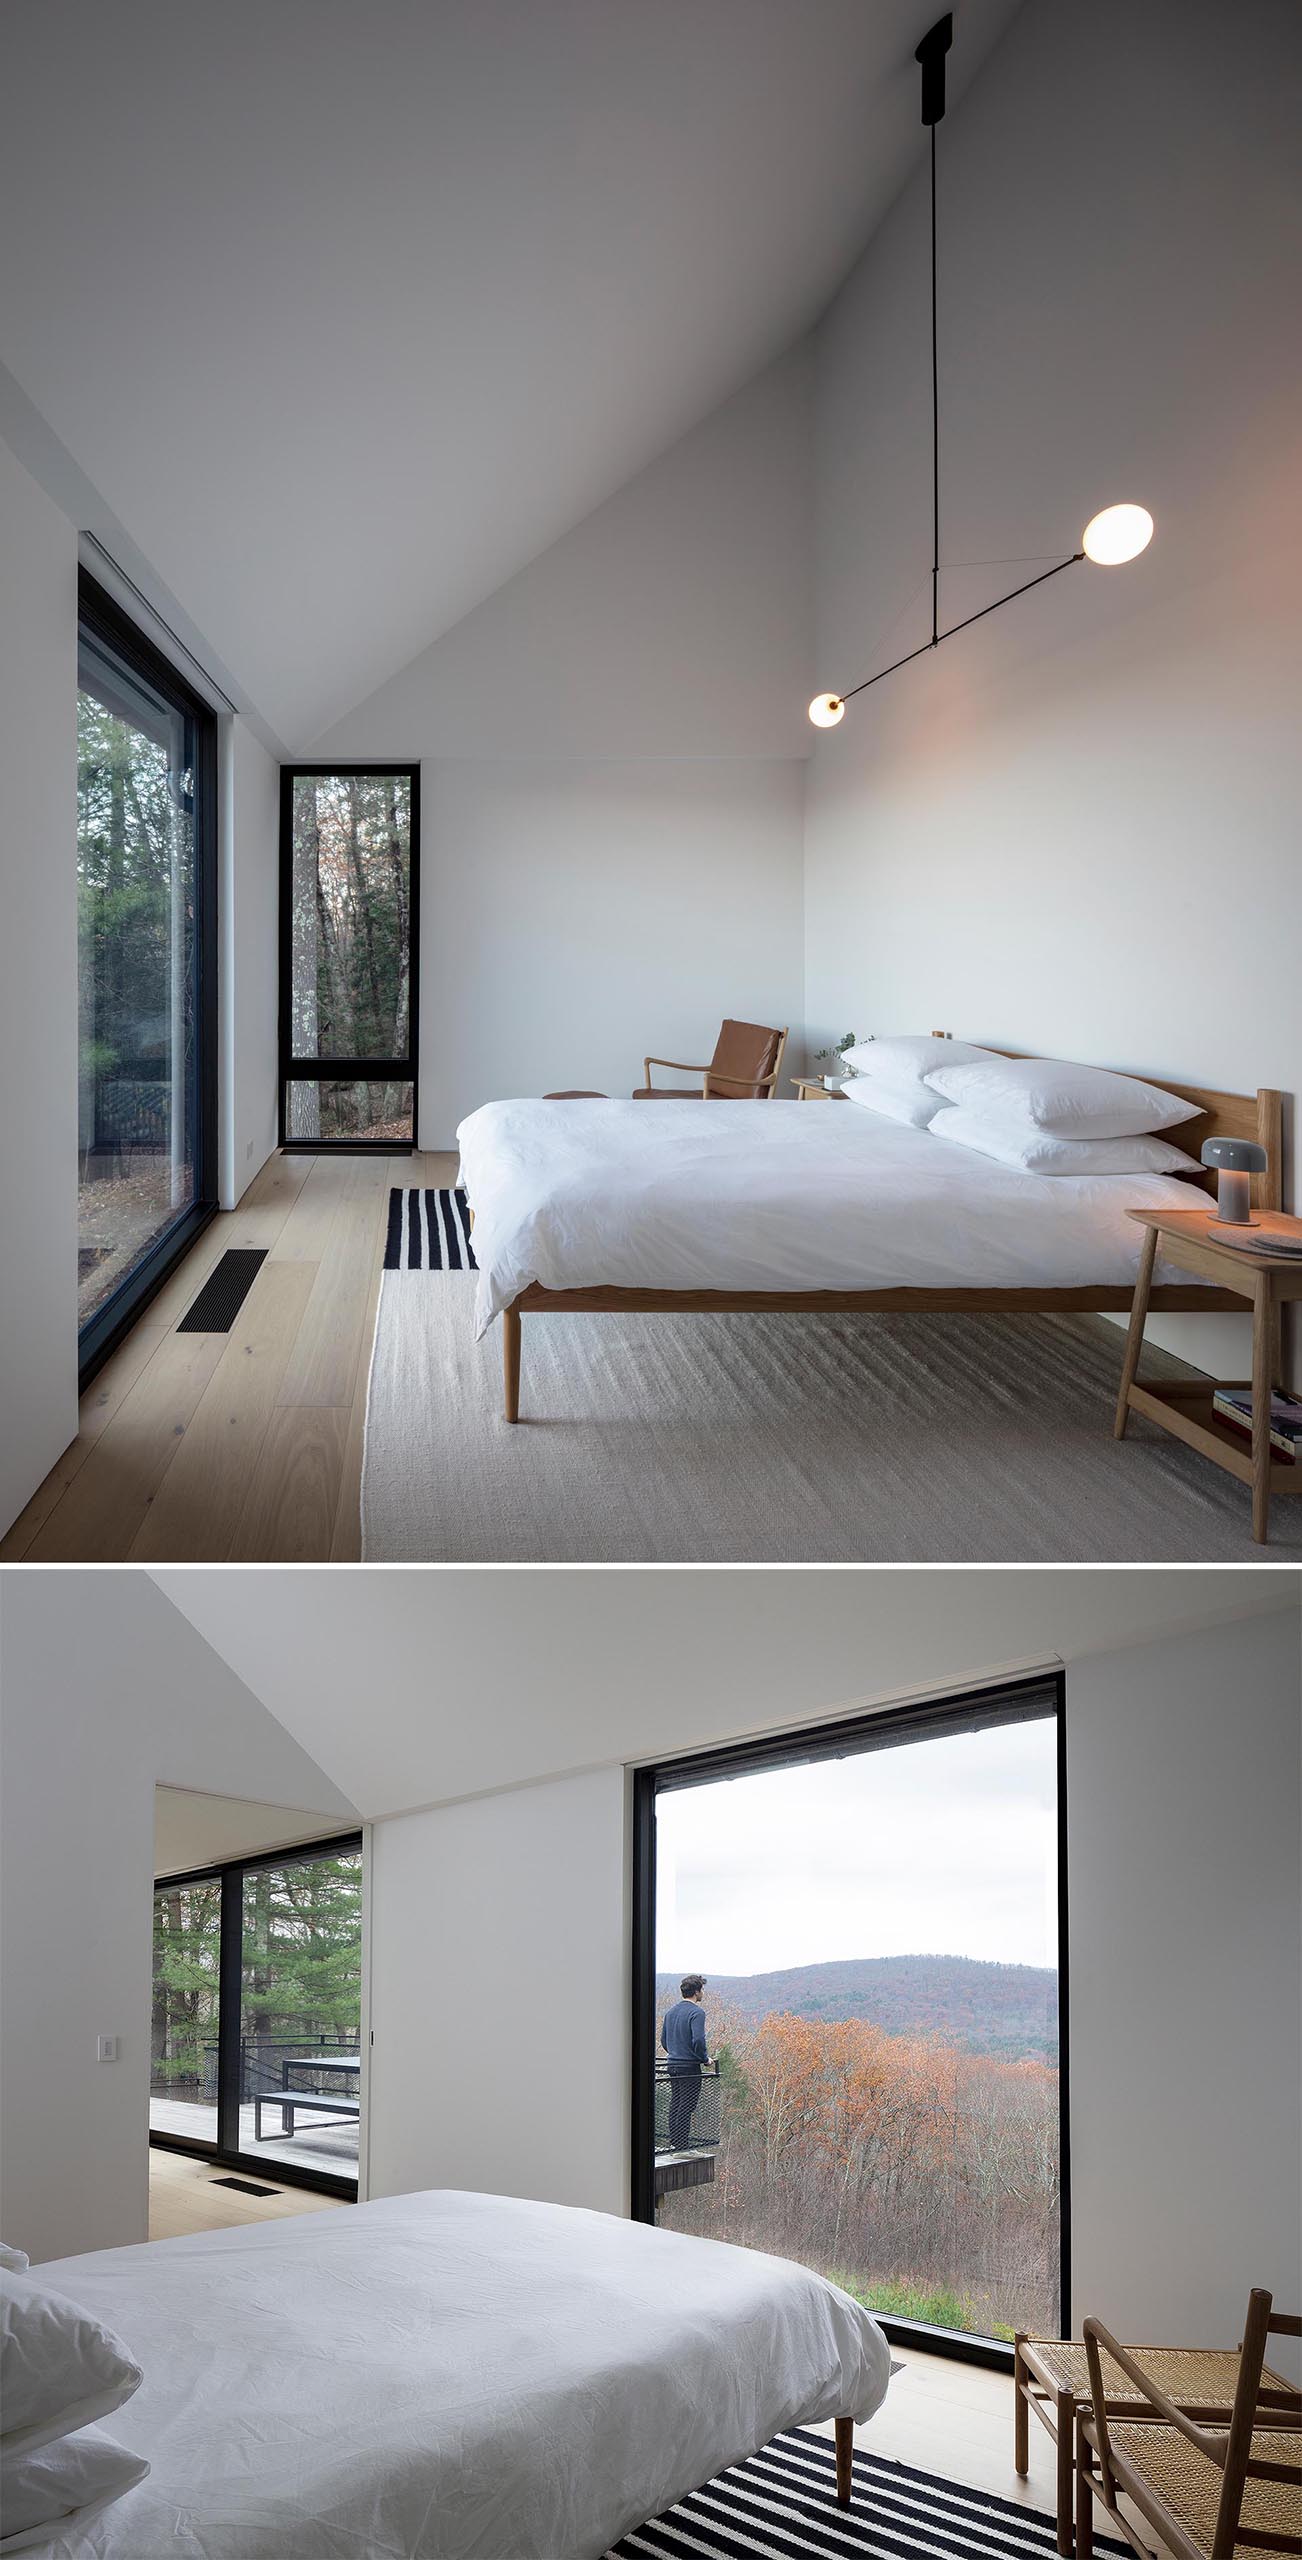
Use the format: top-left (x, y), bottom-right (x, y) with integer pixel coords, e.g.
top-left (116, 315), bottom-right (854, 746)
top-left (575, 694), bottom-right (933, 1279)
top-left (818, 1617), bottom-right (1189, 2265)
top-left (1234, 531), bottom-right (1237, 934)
top-left (457, 1096), bottom-right (1211, 1334)
top-left (35, 2189), bottom-right (891, 2560)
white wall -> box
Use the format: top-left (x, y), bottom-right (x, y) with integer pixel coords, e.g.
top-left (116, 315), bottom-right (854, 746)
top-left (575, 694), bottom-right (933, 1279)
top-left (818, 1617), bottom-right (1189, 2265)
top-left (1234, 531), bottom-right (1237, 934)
top-left (1067, 1609), bottom-right (1301, 2357)
top-left (221, 718), bottom-right (280, 1205)
top-left (0, 421), bottom-right (281, 1532)
top-left (368, 1766), bottom-right (627, 2215)
top-left (0, 1573), bottom-right (359, 2263)
top-left (0, 437), bottom-right (78, 1533)
top-left (803, 0), bottom-right (1302, 1379)
top-left (312, 351), bottom-right (812, 1144)
top-left (416, 760), bottom-right (803, 1134)
top-left (362, 1608), bottom-right (1300, 2360)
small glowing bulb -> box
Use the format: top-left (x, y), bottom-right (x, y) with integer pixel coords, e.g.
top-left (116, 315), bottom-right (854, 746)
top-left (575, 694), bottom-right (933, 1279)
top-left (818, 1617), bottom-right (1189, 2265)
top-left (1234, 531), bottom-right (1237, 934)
top-left (808, 692), bottom-right (846, 727)
top-left (1081, 503), bottom-right (1154, 566)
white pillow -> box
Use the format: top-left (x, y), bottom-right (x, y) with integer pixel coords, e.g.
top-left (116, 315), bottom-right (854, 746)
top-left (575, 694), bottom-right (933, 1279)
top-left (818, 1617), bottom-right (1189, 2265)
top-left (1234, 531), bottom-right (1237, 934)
top-left (0, 2251), bottom-right (29, 2276)
top-left (842, 1035), bottom-right (992, 1090)
top-left (924, 1053), bottom-right (1198, 1139)
top-left (840, 1080), bottom-right (952, 1130)
top-left (1, 2427), bottom-right (149, 2551)
top-left (931, 1111), bottom-right (1203, 1176)
top-left (0, 2271), bottom-right (143, 2458)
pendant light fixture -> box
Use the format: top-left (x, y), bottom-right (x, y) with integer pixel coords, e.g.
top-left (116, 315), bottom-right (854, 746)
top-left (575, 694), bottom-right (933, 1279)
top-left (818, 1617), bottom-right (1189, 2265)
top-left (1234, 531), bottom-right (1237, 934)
top-left (808, 14), bottom-right (1153, 729)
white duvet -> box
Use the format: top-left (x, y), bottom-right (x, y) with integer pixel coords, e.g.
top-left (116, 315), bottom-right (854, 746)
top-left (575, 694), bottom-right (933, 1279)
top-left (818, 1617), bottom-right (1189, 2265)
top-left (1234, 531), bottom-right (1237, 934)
top-left (34, 2189), bottom-right (891, 2560)
top-left (457, 1096), bottom-right (1212, 1334)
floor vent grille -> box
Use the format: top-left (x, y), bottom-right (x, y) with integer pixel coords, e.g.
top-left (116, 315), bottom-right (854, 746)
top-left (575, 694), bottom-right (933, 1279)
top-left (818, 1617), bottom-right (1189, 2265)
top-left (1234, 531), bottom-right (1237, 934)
top-left (177, 1248), bottom-right (267, 1332)
top-left (209, 2176), bottom-right (280, 2197)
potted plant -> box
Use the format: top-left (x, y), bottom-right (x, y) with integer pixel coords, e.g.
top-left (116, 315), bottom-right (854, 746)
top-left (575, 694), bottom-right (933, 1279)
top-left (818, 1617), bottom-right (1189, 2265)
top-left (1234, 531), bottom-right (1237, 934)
top-left (814, 1033), bottom-right (867, 1087)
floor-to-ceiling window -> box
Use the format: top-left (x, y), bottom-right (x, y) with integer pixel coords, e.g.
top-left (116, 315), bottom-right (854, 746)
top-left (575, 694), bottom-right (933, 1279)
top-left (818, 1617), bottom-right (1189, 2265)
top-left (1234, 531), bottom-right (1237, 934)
top-left (280, 766), bottom-right (419, 1149)
top-left (633, 1680), bottom-right (1065, 2354)
top-left (150, 1835), bottom-right (363, 2196)
top-left (77, 574), bottom-right (217, 1379)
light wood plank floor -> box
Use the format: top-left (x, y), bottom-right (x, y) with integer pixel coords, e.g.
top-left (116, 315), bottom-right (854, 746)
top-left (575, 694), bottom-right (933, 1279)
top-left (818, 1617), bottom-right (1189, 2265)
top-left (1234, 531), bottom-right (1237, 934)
top-left (817, 2344), bottom-right (1059, 2514)
top-left (148, 2146), bottom-right (343, 2240)
top-left (2, 1149), bottom-right (457, 1563)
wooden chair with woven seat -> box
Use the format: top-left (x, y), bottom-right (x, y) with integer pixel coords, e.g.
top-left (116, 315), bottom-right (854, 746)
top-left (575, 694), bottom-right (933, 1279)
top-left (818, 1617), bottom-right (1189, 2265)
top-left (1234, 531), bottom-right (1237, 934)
top-left (1076, 2292), bottom-right (1301, 2560)
top-left (1017, 2333), bottom-right (1302, 2555)
top-left (633, 1019), bottom-right (788, 1100)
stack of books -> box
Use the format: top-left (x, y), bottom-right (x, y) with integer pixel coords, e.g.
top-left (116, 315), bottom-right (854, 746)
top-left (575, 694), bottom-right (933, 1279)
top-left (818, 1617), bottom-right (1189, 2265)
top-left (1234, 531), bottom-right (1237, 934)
top-left (1212, 1387), bottom-right (1302, 1463)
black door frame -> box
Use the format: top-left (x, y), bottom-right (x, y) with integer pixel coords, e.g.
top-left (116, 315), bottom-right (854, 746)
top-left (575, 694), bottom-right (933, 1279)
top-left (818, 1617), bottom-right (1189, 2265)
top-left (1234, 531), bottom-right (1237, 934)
top-left (150, 1831), bottom-right (365, 2201)
top-left (278, 763), bottom-right (420, 1152)
top-left (77, 570), bottom-right (220, 1388)
top-left (631, 1673), bottom-right (1069, 2370)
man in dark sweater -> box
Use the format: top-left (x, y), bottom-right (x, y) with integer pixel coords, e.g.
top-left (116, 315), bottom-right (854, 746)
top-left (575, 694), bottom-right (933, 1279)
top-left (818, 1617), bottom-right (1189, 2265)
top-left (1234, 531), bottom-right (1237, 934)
top-left (660, 1973), bottom-right (710, 2150)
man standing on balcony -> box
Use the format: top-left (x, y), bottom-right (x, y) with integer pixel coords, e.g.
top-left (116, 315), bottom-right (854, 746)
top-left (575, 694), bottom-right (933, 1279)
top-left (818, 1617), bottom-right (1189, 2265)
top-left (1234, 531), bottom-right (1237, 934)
top-left (661, 1974), bottom-right (711, 2150)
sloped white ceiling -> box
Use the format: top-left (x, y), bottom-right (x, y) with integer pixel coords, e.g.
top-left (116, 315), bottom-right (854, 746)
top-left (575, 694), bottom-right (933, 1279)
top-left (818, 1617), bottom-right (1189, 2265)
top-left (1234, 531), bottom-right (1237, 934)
top-left (149, 1569), bottom-right (1295, 1822)
top-left (0, 0), bottom-right (1018, 748)
top-left (154, 1787), bottom-right (357, 1877)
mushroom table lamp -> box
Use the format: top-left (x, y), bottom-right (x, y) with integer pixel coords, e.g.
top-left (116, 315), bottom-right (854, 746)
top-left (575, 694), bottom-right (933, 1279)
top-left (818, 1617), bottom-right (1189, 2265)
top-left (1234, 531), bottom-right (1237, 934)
top-left (1201, 1136), bottom-right (1267, 1226)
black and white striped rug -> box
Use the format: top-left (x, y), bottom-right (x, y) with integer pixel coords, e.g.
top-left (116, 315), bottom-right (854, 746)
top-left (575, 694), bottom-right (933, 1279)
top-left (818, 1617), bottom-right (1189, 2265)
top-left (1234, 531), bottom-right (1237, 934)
top-left (604, 2429), bottom-right (1129, 2559)
top-left (384, 1186), bottom-right (477, 1272)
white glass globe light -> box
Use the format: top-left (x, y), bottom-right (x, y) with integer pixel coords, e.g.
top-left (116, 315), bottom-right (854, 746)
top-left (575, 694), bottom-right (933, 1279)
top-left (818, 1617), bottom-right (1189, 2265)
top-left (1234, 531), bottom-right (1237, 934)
top-left (808, 692), bottom-right (846, 727)
top-left (1081, 503), bottom-right (1153, 565)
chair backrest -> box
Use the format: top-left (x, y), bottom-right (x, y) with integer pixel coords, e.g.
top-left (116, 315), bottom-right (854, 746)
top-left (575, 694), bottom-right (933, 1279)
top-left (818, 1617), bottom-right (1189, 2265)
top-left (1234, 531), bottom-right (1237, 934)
top-left (709, 1019), bottom-right (786, 1096)
top-left (1084, 2295), bottom-right (1301, 2560)
top-left (1211, 2292), bottom-right (1301, 2560)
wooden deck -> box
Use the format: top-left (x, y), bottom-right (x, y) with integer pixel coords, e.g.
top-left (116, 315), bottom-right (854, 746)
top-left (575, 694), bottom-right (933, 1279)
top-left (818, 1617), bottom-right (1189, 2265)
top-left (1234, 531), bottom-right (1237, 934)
top-left (2, 1147), bottom-right (457, 1563)
top-left (150, 2095), bottom-right (357, 2183)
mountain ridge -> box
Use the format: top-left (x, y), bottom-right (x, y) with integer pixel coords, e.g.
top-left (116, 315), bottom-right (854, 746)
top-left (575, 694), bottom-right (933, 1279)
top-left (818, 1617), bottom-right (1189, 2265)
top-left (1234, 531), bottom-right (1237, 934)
top-left (656, 1952), bottom-right (1057, 2062)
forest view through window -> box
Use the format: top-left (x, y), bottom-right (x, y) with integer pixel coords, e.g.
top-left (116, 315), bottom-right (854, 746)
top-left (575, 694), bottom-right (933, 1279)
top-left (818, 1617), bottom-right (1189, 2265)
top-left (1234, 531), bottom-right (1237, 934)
top-left (648, 1701), bottom-right (1061, 2342)
top-left (151, 1839), bottom-right (362, 2192)
top-left (77, 580), bottom-right (216, 1357)
top-left (282, 767), bottom-right (417, 1145)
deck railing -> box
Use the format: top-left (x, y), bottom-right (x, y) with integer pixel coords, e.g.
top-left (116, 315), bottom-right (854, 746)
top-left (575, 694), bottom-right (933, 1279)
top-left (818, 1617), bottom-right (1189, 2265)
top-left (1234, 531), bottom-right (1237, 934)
top-left (653, 2061), bottom-right (722, 2153)
top-left (149, 2034), bottom-right (359, 2103)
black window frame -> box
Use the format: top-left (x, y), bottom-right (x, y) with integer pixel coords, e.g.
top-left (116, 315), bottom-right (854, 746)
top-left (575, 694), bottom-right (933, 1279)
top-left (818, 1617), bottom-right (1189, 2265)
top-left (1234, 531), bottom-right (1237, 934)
top-left (278, 763), bottom-right (420, 1153)
top-left (631, 1673), bottom-right (1069, 2370)
top-left (77, 570), bottom-right (220, 1388)
top-left (150, 1829), bottom-right (365, 2203)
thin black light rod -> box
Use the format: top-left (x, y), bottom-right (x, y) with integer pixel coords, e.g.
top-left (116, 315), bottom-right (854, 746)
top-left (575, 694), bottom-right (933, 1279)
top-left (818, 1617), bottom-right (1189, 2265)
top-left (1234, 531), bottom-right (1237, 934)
top-left (838, 551), bottom-right (1084, 705)
top-left (930, 121), bottom-right (939, 644)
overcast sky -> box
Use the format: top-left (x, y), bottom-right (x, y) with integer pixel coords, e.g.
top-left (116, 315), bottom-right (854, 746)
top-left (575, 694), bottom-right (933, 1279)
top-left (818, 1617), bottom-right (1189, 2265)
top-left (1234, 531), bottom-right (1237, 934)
top-left (656, 1718), bottom-right (1058, 1977)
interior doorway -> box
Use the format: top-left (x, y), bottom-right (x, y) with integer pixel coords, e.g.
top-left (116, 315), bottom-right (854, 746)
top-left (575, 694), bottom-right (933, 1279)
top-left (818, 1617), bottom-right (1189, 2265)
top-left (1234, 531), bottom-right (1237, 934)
top-left (151, 1790), bottom-right (366, 2215)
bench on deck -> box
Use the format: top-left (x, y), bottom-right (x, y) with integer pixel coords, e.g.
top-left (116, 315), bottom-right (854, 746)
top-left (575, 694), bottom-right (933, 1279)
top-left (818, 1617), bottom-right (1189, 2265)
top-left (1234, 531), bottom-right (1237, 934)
top-left (253, 2089), bottom-right (361, 2141)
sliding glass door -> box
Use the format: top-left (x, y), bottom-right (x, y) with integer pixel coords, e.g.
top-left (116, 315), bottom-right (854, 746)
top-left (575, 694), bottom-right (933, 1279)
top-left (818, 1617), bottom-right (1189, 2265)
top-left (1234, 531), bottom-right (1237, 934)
top-left (77, 574), bottom-right (217, 1379)
top-left (150, 1835), bottom-right (363, 2196)
top-left (238, 1849), bottom-right (364, 2181)
top-left (633, 1682), bottom-right (1065, 2352)
top-left (280, 766), bottom-right (419, 1148)
top-left (151, 1875), bottom-right (222, 2146)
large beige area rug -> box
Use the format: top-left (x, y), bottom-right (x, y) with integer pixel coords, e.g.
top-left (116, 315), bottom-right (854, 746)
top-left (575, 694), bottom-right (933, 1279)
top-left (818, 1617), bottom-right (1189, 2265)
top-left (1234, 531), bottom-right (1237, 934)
top-left (361, 1216), bottom-right (1294, 1564)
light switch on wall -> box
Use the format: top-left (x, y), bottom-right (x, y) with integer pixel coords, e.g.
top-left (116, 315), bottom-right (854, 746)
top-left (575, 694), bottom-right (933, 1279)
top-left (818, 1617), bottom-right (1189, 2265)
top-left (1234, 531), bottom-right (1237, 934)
top-left (96, 2035), bottom-right (119, 2063)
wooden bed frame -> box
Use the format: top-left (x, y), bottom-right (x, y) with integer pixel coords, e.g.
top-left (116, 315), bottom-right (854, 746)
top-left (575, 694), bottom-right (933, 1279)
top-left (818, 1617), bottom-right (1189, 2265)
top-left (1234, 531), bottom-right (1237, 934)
top-left (498, 1059), bottom-right (1284, 1422)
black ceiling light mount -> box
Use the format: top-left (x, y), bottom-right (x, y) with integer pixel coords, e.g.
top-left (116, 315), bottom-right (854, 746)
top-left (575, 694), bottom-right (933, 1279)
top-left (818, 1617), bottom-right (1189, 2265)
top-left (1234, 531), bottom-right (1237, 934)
top-left (808, 14), bottom-right (1153, 729)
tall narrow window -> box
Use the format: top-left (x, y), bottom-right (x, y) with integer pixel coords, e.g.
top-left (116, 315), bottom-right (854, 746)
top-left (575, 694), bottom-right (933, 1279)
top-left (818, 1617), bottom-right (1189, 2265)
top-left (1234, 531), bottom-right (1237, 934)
top-left (634, 1682), bottom-right (1065, 2352)
top-left (77, 574), bottom-right (217, 1379)
top-left (280, 766), bottom-right (419, 1148)
top-left (150, 1835), bottom-right (363, 2199)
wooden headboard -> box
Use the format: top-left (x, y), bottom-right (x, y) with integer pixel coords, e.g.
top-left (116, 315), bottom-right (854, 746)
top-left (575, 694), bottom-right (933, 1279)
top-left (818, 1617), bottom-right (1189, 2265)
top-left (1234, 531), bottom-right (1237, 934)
top-left (929, 1037), bottom-right (1284, 1215)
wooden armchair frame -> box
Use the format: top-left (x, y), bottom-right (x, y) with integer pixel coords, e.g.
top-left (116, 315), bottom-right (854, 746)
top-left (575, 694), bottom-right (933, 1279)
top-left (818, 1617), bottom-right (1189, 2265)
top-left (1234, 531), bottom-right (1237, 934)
top-left (1078, 2296), bottom-right (1301, 2560)
top-left (640, 1027), bottom-right (789, 1101)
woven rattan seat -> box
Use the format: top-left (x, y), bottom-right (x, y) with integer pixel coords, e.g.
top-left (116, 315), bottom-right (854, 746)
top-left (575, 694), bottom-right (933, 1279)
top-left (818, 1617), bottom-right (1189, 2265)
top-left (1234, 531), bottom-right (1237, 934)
top-left (1028, 2342), bottom-right (1293, 2407)
top-left (1106, 2425), bottom-right (1302, 2559)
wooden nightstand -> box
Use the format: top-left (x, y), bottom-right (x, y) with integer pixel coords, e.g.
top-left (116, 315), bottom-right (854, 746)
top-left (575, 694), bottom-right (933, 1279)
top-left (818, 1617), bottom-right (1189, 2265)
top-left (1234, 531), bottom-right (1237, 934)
top-left (791, 1076), bottom-right (846, 1101)
top-left (1116, 1207), bottom-right (1302, 1542)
